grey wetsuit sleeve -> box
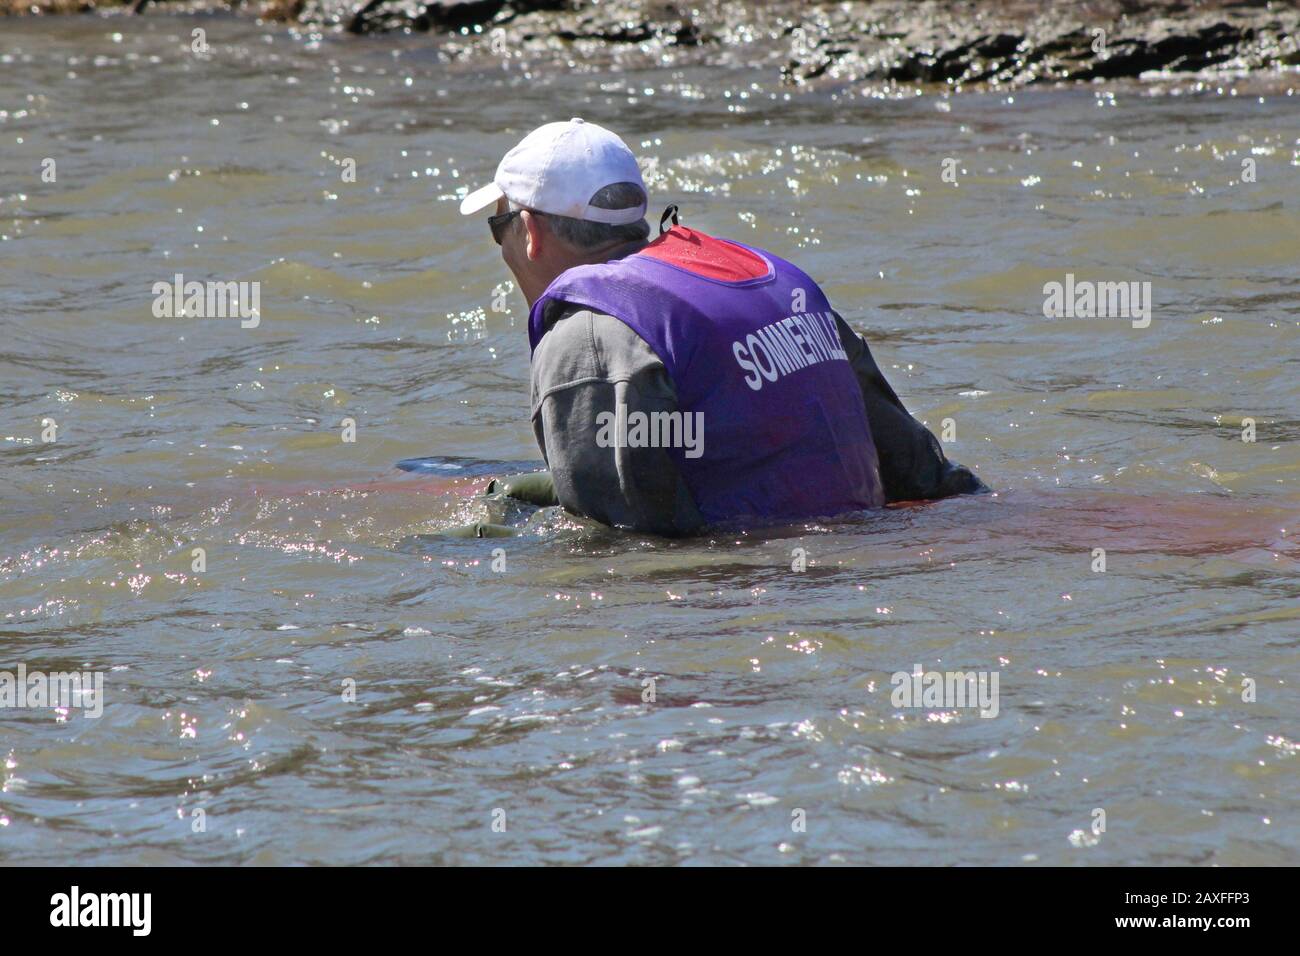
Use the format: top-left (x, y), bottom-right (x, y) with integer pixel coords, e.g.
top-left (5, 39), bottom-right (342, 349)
top-left (833, 311), bottom-right (988, 502)
top-left (530, 307), bottom-right (705, 536)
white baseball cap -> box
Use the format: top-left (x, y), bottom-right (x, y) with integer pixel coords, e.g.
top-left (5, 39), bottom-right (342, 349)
top-left (459, 117), bottom-right (648, 225)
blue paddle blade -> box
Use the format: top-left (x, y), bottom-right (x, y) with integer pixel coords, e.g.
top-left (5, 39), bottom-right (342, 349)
top-left (394, 456), bottom-right (540, 477)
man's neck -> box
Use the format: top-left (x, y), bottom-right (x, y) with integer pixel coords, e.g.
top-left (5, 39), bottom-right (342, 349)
top-left (583, 237), bottom-right (649, 266)
top-left (524, 238), bottom-right (651, 306)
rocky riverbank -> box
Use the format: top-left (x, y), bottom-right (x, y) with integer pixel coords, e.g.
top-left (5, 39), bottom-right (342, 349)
top-left (5, 0), bottom-right (1298, 91)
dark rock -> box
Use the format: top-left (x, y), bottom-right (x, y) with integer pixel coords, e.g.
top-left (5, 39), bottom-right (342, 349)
top-left (349, 0), bottom-right (501, 34)
top-left (1069, 22), bottom-right (1248, 79)
top-left (9, 0), bottom-right (1299, 94)
top-left (347, 0), bottom-right (571, 35)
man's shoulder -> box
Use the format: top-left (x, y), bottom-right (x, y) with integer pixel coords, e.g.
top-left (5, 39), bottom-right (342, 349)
top-left (533, 305), bottom-right (664, 387)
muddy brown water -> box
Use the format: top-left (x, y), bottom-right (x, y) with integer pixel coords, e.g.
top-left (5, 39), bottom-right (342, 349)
top-left (1, 16), bottom-right (1297, 864)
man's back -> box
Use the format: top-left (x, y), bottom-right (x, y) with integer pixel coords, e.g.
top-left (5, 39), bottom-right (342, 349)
top-left (529, 225), bottom-right (886, 526)
top-left (528, 226), bottom-right (985, 535)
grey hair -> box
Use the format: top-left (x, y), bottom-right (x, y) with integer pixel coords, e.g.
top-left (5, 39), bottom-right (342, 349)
top-left (511, 181), bottom-right (650, 249)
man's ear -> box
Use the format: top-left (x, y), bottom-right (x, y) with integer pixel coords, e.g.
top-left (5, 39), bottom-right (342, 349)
top-left (521, 210), bottom-right (546, 261)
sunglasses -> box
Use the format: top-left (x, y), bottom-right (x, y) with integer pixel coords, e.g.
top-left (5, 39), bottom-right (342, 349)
top-left (488, 208), bottom-right (526, 245)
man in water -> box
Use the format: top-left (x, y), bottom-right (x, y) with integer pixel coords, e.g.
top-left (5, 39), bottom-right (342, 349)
top-left (461, 118), bottom-right (985, 536)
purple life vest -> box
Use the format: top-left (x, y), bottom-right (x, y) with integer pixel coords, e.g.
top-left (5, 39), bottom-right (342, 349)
top-left (528, 226), bottom-right (884, 524)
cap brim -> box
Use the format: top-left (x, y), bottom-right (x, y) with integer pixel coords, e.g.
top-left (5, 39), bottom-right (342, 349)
top-left (459, 182), bottom-right (505, 216)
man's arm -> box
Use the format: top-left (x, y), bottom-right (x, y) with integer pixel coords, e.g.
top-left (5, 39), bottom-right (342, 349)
top-left (833, 311), bottom-right (988, 502)
top-left (530, 306), bottom-right (704, 536)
